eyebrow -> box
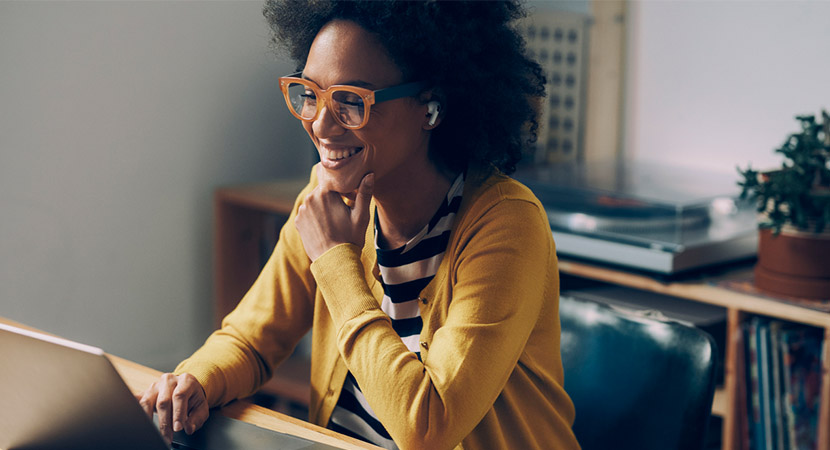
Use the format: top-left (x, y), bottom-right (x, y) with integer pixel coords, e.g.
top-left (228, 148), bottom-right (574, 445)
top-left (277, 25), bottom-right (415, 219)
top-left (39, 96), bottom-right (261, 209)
top-left (302, 74), bottom-right (375, 89)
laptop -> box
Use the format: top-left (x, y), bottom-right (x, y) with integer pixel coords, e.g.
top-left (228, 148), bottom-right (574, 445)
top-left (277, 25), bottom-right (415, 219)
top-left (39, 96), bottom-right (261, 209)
top-left (0, 323), bottom-right (339, 450)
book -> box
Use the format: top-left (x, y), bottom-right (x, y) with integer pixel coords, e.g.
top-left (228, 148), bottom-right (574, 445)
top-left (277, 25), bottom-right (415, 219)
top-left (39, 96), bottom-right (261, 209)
top-left (780, 326), bottom-right (822, 450)
top-left (746, 318), bottom-right (762, 450)
top-left (768, 321), bottom-right (786, 450)
top-left (779, 330), bottom-right (798, 450)
top-left (736, 321), bottom-right (751, 450)
top-left (757, 319), bottom-right (773, 450)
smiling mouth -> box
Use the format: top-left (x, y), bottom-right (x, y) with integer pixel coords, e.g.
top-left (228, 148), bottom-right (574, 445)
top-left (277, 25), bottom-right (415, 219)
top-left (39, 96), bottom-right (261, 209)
top-left (323, 147), bottom-right (364, 161)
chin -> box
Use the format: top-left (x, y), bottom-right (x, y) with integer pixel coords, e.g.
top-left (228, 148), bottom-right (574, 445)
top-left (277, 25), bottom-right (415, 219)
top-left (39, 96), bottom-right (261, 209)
top-left (317, 168), bottom-right (363, 194)
top-left (316, 147), bottom-right (373, 194)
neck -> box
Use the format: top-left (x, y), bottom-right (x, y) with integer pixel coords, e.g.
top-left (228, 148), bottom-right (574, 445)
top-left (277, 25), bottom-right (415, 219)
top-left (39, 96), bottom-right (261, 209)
top-left (374, 163), bottom-right (456, 249)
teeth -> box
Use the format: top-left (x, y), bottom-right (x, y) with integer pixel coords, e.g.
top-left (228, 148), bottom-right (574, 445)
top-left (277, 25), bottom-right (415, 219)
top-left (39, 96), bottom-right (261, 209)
top-left (325, 147), bottom-right (362, 161)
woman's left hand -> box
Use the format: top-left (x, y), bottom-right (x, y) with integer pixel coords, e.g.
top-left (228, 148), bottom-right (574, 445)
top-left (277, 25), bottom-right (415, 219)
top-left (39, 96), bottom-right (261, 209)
top-left (295, 169), bottom-right (374, 262)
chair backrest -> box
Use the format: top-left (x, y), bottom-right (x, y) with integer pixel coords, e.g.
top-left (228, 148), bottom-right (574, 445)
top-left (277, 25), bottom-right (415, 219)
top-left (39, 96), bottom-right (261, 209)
top-left (559, 295), bottom-right (718, 450)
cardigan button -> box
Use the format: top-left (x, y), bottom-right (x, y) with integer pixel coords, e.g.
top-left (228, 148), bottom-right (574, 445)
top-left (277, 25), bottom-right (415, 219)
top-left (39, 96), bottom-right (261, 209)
top-left (420, 341), bottom-right (429, 350)
top-left (419, 297), bottom-right (428, 305)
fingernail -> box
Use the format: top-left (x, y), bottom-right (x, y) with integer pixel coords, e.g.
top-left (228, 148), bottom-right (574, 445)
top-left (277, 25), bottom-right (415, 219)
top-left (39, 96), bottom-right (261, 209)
top-left (174, 421), bottom-right (183, 432)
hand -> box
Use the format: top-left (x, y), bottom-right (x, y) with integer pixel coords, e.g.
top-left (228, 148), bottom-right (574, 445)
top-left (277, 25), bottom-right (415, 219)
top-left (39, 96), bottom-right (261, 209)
top-left (136, 373), bottom-right (209, 444)
top-left (295, 170), bottom-right (374, 261)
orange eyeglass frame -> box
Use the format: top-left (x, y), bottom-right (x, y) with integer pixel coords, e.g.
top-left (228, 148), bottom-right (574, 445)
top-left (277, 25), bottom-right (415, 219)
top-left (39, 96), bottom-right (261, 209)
top-left (278, 72), bottom-right (428, 130)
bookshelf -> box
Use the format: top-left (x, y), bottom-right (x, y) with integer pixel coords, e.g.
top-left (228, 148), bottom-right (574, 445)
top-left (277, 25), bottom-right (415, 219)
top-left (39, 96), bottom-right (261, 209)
top-left (558, 259), bottom-right (830, 450)
top-left (213, 178), bottom-right (830, 449)
top-left (214, 178), bottom-right (308, 324)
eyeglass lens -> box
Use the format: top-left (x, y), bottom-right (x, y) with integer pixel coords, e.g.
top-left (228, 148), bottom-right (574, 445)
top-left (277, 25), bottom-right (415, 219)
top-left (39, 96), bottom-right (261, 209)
top-left (286, 82), bottom-right (366, 127)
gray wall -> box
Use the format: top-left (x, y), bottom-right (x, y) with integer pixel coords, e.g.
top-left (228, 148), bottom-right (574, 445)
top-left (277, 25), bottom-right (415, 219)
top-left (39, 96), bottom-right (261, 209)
top-left (624, 0), bottom-right (830, 173)
top-left (0, 1), bottom-right (312, 370)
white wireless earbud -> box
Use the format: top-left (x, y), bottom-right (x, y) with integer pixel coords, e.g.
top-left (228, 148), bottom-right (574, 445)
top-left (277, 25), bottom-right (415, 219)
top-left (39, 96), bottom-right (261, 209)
top-left (427, 101), bottom-right (441, 126)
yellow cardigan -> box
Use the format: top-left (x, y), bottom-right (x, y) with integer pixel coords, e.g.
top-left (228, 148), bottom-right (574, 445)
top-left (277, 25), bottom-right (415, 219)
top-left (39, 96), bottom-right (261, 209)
top-left (176, 165), bottom-right (579, 450)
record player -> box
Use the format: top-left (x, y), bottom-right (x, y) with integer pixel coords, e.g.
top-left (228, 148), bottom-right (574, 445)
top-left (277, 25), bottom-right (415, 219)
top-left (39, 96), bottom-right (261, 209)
top-left (514, 160), bottom-right (758, 275)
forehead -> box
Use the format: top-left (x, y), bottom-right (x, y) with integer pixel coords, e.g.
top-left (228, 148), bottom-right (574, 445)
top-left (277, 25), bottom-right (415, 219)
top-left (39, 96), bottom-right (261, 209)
top-left (304, 20), bottom-right (404, 89)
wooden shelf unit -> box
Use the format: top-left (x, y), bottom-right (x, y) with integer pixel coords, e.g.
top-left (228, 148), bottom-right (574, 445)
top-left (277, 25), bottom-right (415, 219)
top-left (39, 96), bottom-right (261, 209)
top-left (559, 259), bottom-right (830, 450)
top-left (214, 179), bottom-right (830, 450)
top-left (214, 178), bottom-right (308, 325)
top-left (213, 178), bottom-right (312, 417)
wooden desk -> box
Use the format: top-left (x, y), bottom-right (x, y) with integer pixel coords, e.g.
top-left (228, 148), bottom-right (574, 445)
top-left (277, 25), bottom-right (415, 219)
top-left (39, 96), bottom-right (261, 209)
top-left (0, 317), bottom-right (379, 450)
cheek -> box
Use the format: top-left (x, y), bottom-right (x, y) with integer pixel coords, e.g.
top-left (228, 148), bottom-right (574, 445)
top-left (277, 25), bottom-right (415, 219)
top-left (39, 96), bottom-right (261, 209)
top-left (352, 131), bottom-right (383, 166)
top-left (302, 122), bottom-right (316, 142)
top-left (363, 125), bottom-right (421, 160)
top-left (357, 115), bottom-right (420, 152)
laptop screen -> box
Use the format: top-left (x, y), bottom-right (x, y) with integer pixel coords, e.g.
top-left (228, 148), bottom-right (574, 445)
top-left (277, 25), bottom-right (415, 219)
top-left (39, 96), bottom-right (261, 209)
top-left (0, 322), bottom-right (346, 450)
top-left (0, 322), bottom-right (170, 450)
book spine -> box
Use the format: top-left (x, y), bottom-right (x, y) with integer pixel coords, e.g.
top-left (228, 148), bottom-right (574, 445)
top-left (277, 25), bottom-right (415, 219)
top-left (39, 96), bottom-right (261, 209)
top-left (769, 321), bottom-right (785, 450)
top-left (758, 319), bottom-right (773, 450)
top-left (748, 318), bottom-right (762, 450)
top-left (738, 321), bottom-right (751, 450)
top-left (782, 327), bottom-right (823, 450)
top-left (780, 329), bottom-right (798, 450)
top-left (803, 332), bottom-right (822, 450)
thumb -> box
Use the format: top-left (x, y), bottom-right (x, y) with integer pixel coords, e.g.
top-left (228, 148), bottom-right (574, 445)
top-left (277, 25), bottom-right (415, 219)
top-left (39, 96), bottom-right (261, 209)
top-left (352, 173), bottom-right (374, 224)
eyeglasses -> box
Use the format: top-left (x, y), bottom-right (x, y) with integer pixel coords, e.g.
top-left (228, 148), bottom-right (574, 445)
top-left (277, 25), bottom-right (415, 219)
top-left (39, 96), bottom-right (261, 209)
top-left (278, 72), bottom-right (427, 130)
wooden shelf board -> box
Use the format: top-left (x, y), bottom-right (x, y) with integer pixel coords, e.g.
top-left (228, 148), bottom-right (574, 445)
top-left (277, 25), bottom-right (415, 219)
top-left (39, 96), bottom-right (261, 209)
top-left (216, 179), bottom-right (307, 214)
top-left (559, 259), bottom-right (830, 329)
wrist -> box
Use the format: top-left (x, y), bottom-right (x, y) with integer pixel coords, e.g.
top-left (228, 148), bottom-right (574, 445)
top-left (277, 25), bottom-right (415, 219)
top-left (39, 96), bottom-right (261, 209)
top-left (310, 243), bottom-right (379, 324)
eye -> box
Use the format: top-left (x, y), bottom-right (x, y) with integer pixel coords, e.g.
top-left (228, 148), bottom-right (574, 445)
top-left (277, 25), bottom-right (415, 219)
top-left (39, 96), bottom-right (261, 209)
top-left (338, 93), bottom-right (362, 106)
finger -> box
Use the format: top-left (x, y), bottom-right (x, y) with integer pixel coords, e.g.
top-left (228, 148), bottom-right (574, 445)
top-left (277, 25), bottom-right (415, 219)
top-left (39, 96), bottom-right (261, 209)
top-left (137, 384), bottom-right (158, 418)
top-left (301, 188), bottom-right (322, 212)
top-left (186, 401), bottom-right (210, 435)
top-left (184, 379), bottom-right (209, 435)
top-left (300, 190), bottom-right (313, 210)
top-left (353, 172), bottom-right (373, 201)
top-left (171, 381), bottom-right (191, 433)
top-left (357, 172), bottom-right (374, 198)
top-left (155, 374), bottom-right (177, 443)
top-left (352, 173), bottom-right (374, 225)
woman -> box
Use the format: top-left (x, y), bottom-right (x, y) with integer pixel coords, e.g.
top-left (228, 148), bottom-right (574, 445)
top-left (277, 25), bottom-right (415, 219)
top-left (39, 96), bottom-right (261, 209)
top-left (139, 1), bottom-right (579, 449)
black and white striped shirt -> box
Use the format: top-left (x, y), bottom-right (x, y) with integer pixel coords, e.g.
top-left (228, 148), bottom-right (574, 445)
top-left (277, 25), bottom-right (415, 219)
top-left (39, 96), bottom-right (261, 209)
top-left (327, 174), bottom-right (465, 449)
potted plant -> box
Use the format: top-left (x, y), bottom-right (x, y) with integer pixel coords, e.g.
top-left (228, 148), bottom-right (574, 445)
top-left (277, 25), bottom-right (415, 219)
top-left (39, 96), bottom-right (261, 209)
top-left (738, 109), bottom-right (830, 299)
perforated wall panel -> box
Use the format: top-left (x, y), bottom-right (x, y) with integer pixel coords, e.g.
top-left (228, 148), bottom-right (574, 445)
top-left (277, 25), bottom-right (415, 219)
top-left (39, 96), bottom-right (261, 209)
top-left (517, 11), bottom-right (590, 164)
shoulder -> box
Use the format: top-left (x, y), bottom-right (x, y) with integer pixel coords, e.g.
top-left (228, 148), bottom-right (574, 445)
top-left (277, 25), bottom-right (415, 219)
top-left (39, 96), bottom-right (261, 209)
top-left (448, 165), bottom-right (552, 254)
top-left (460, 164), bottom-right (547, 221)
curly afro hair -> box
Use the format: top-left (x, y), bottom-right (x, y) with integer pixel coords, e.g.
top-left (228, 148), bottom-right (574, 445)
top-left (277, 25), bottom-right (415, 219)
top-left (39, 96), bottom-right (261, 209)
top-left (263, 0), bottom-right (545, 175)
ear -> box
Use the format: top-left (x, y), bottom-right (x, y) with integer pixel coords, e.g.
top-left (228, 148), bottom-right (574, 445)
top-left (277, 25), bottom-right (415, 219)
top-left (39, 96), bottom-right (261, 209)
top-left (419, 90), bottom-right (445, 130)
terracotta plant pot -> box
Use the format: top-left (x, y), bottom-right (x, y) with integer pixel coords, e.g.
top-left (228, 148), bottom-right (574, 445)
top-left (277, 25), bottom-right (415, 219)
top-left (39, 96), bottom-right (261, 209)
top-left (754, 227), bottom-right (830, 299)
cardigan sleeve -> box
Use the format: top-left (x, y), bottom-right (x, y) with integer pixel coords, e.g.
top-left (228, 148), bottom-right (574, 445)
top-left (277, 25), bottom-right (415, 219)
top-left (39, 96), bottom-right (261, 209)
top-left (174, 174), bottom-right (318, 408)
top-left (310, 190), bottom-right (554, 449)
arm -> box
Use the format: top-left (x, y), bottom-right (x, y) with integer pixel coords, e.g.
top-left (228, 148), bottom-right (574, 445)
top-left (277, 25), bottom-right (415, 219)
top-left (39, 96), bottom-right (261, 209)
top-left (311, 196), bottom-right (553, 449)
top-left (174, 180), bottom-right (318, 407)
top-left (139, 173), bottom-right (320, 442)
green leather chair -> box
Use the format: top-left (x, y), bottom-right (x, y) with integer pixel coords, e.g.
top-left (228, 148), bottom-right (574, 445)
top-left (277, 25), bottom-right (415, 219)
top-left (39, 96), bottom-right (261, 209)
top-left (559, 295), bottom-right (718, 450)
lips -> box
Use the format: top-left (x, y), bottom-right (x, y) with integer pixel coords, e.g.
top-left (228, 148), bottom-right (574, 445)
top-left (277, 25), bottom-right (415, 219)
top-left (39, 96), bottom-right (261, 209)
top-left (320, 145), bottom-right (364, 164)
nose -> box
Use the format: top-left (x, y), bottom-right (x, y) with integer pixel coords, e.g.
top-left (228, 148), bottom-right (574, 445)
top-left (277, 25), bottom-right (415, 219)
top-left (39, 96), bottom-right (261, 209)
top-left (311, 104), bottom-right (346, 139)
